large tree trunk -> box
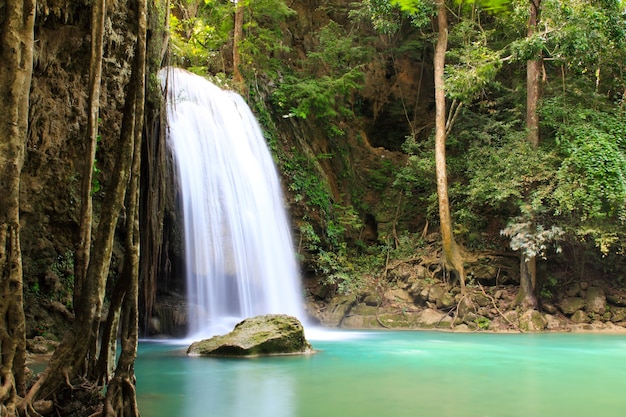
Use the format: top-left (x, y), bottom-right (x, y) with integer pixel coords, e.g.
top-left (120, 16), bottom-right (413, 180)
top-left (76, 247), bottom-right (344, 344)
top-left (233, 0), bottom-right (244, 85)
top-left (0, 1), bottom-right (35, 415)
top-left (140, 0), bottom-right (169, 335)
top-left (434, 0), bottom-right (466, 292)
top-left (518, 0), bottom-right (542, 309)
top-left (75, 0), bottom-right (107, 306)
top-left (516, 255), bottom-right (538, 309)
top-left (23, 24), bottom-right (143, 411)
top-left (102, 1), bottom-right (146, 414)
top-left (103, 15), bottom-right (145, 413)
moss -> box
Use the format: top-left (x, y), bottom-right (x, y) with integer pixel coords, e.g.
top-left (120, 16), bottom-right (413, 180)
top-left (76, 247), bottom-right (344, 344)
top-left (188, 314), bottom-right (312, 357)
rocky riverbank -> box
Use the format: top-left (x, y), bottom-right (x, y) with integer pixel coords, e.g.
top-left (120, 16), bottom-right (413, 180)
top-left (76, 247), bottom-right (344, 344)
top-left (304, 259), bottom-right (626, 334)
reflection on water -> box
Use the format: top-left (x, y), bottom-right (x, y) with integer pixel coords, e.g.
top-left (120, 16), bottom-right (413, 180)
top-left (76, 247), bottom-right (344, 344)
top-left (184, 357), bottom-right (295, 417)
top-left (136, 331), bottom-right (626, 417)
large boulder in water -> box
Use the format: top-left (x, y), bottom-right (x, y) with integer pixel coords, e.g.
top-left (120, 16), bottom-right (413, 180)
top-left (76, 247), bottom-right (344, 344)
top-left (187, 314), bottom-right (313, 357)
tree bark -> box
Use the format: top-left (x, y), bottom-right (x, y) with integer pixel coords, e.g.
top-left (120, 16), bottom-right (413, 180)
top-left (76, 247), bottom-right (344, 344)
top-left (233, 0), bottom-right (244, 85)
top-left (24, 24), bottom-right (141, 409)
top-left (526, 0), bottom-right (541, 148)
top-left (434, 0), bottom-right (465, 292)
top-left (517, 0), bottom-right (542, 309)
top-left (103, 1), bottom-right (146, 413)
top-left (0, 0), bottom-right (35, 414)
top-left (516, 255), bottom-right (538, 309)
top-left (75, 0), bottom-right (107, 307)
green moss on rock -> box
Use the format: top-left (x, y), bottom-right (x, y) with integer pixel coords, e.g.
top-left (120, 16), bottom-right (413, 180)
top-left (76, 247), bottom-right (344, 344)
top-left (187, 314), bottom-right (313, 357)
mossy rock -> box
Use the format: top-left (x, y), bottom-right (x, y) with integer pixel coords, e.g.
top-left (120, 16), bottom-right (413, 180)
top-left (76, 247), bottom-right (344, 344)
top-left (187, 314), bottom-right (313, 357)
top-left (519, 309), bottom-right (546, 332)
top-left (559, 297), bottom-right (586, 315)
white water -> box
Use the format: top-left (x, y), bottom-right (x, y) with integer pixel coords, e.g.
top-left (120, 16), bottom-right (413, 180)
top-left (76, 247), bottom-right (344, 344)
top-left (160, 68), bottom-right (306, 339)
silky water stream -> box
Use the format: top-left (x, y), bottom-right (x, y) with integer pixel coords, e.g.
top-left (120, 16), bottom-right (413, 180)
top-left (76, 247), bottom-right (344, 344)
top-left (151, 68), bottom-right (626, 417)
top-left (136, 331), bottom-right (626, 417)
top-left (160, 67), bottom-right (306, 339)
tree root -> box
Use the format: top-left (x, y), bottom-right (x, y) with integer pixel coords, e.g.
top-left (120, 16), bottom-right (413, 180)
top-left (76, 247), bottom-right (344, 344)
top-left (375, 303), bottom-right (391, 329)
top-left (478, 283), bottom-right (524, 333)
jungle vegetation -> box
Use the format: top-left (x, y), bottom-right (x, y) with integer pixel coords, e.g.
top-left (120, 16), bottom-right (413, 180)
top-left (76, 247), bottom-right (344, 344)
top-left (0, 0), bottom-right (624, 415)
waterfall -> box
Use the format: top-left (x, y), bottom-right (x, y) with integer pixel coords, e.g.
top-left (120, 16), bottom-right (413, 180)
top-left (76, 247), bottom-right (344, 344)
top-left (160, 67), bottom-right (305, 339)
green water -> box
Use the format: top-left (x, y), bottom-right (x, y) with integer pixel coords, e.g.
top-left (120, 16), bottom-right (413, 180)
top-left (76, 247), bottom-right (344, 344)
top-left (135, 331), bottom-right (626, 417)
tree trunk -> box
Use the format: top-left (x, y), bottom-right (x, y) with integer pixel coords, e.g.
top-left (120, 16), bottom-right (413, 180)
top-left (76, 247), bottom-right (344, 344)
top-left (139, 0), bottom-right (170, 335)
top-left (103, 1), bottom-right (146, 413)
top-left (23, 25), bottom-right (142, 409)
top-left (526, 0), bottom-right (541, 149)
top-left (75, 0), bottom-right (107, 307)
top-left (0, 1), bottom-right (35, 414)
top-left (233, 0), bottom-right (244, 85)
top-left (517, 0), bottom-right (542, 309)
top-left (516, 255), bottom-right (538, 309)
top-left (434, 0), bottom-right (466, 292)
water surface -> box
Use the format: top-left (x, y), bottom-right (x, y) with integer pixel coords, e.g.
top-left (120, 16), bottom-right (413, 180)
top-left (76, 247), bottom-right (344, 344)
top-left (136, 330), bottom-right (626, 417)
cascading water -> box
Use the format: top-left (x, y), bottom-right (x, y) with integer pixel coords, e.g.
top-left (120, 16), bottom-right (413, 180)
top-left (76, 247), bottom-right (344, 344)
top-left (160, 67), bottom-right (306, 339)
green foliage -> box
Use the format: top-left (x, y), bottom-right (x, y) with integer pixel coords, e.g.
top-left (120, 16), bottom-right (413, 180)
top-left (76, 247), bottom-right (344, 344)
top-left (474, 316), bottom-right (491, 330)
top-left (169, 0), bottom-right (295, 76)
top-left (369, 159), bottom-right (398, 191)
top-left (393, 135), bottom-right (440, 222)
top-left (446, 20), bottom-right (503, 101)
top-left (465, 129), bottom-right (554, 208)
top-left (542, 98), bottom-right (626, 224)
top-left (272, 21), bottom-right (369, 124)
top-left (169, 0), bottom-right (232, 72)
top-left (29, 281), bottom-right (41, 295)
top-left (238, 0), bottom-right (296, 77)
top-left (501, 211), bottom-right (564, 259)
top-left (543, 0), bottom-right (625, 71)
top-left (350, 0), bottom-right (405, 35)
top-left (282, 149), bottom-right (333, 215)
top-left (351, 0), bottom-right (433, 35)
top-left (299, 220), bottom-right (365, 295)
top-left (539, 275), bottom-right (558, 299)
top-left (50, 250), bottom-right (75, 309)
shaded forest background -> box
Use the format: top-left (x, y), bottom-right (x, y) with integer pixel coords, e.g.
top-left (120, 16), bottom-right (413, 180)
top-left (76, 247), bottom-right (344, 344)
top-left (0, 0), bottom-right (625, 415)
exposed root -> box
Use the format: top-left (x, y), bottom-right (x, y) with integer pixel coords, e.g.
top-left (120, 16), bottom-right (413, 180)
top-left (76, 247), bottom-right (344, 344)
top-left (478, 283), bottom-right (524, 333)
top-left (375, 303), bottom-right (391, 329)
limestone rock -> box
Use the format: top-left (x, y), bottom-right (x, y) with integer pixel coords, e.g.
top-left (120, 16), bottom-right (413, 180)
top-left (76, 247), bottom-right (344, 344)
top-left (385, 288), bottom-right (412, 303)
top-left (427, 285), bottom-right (445, 303)
top-left (611, 307), bottom-right (626, 322)
top-left (607, 294), bottom-right (626, 307)
top-left (457, 297), bottom-right (475, 319)
top-left (559, 297), bottom-right (586, 315)
top-left (187, 314), bottom-right (312, 357)
top-left (317, 295), bottom-right (355, 326)
top-left (571, 310), bottom-right (590, 324)
top-left (544, 314), bottom-right (563, 330)
top-left (418, 308), bottom-right (451, 328)
top-left (26, 336), bottom-right (59, 354)
top-left (519, 309), bottom-right (546, 332)
top-left (566, 283), bottom-right (581, 297)
top-left (585, 287), bottom-right (606, 314)
top-left (352, 303), bottom-right (378, 316)
top-left (362, 294), bottom-right (380, 306)
top-left (542, 302), bottom-right (557, 314)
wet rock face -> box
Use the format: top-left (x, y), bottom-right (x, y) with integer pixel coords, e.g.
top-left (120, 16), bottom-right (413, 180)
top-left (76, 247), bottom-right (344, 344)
top-left (187, 314), bottom-right (313, 357)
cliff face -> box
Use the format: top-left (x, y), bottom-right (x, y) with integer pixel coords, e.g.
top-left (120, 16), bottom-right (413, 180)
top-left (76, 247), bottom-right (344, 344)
top-left (22, 1), bottom-right (152, 338)
top-left (21, 0), bottom-right (435, 338)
